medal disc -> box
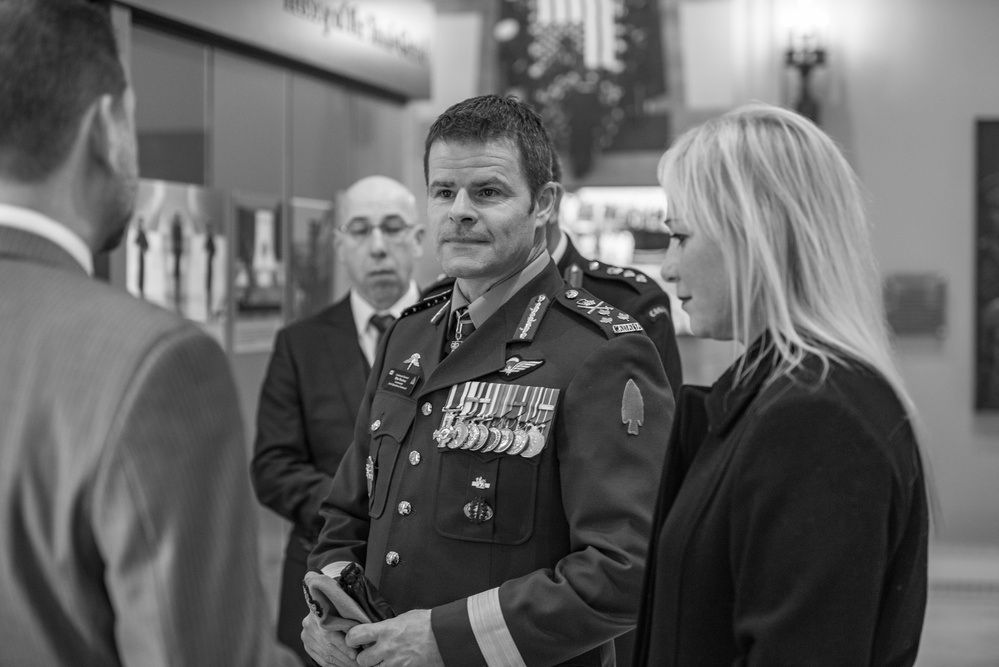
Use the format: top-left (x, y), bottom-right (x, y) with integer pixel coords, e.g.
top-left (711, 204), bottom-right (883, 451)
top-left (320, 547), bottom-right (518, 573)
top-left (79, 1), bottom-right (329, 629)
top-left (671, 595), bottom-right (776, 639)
top-left (521, 427), bottom-right (546, 458)
top-left (507, 428), bottom-right (529, 455)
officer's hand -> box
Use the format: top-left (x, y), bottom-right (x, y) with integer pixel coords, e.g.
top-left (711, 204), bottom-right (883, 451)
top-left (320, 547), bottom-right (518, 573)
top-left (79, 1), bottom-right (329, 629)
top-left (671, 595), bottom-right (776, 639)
top-left (345, 609), bottom-right (444, 667)
top-left (301, 611), bottom-right (361, 667)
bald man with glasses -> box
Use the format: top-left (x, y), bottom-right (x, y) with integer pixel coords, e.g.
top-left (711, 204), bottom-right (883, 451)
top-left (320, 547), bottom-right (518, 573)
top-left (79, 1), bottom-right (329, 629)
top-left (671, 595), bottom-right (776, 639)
top-left (251, 175), bottom-right (425, 663)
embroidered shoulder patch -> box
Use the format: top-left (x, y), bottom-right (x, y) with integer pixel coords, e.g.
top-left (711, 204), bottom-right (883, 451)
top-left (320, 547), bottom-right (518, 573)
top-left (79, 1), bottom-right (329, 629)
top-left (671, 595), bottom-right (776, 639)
top-left (556, 287), bottom-right (645, 338)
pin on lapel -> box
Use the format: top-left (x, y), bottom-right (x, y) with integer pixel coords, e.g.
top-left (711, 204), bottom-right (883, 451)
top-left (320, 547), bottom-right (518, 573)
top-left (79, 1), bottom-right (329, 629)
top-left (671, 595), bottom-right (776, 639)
top-left (404, 353), bottom-right (421, 370)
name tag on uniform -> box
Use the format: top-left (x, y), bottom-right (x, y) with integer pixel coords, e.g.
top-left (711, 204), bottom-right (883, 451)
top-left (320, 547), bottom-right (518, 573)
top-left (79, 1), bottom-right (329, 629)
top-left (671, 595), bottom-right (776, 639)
top-left (383, 368), bottom-right (419, 395)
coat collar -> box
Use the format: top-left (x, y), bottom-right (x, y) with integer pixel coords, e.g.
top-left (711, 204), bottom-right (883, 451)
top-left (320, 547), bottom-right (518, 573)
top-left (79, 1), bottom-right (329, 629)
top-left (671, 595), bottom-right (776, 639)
top-left (0, 224), bottom-right (89, 276)
top-left (703, 335), bottom-right (780, 437)
top-left (418, 261), bottom-right (564, 398)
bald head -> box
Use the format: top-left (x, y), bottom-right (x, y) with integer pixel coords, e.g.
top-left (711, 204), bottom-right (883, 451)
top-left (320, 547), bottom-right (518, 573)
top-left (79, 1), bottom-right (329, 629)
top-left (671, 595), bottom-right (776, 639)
top-left (342, 175), bottom-right (418, 223)
top-left (335, 175), bottom-right (424, 310)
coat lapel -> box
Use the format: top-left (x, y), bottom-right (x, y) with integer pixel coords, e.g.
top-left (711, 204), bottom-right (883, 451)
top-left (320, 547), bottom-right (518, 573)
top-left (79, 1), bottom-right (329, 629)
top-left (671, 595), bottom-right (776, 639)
top-left (319, 298), bottom-right (368, 418)
top-left (418, 264), bottom-right (563, 399)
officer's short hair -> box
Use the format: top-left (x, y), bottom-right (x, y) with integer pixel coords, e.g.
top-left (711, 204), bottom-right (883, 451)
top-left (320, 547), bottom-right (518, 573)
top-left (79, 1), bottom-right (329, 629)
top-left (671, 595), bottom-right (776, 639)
top-left (423, 94), bottom-right (556, 205)
top-left (0, 0), bottom-right (127, 182)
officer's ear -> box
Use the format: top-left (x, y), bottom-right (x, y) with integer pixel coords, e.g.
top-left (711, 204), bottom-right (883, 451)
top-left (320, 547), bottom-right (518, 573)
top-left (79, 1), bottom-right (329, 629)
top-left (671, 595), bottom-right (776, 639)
top-left (532, 181), bottom-right (559, 230)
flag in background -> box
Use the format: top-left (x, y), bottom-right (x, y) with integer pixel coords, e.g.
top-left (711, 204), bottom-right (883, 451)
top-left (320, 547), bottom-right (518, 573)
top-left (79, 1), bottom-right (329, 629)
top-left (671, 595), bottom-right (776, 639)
top-left (497, 0), bottom-right (669, 177)
top-left (534, 0), bottom-right (622, 73)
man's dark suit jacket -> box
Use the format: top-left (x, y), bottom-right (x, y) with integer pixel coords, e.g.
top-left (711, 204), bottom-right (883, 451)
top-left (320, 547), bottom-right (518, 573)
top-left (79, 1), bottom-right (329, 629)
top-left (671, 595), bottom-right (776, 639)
top-left (251, 296), bottom-right (367, 662)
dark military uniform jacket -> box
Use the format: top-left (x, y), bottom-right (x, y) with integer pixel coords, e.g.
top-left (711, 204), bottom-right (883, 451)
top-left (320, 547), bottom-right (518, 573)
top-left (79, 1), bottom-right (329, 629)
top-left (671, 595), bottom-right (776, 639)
top-left (558, 236), bottom-right (682, 400)
top-left (423, 236), bottom-right (683, 402)
top-left (310, 260), bottom-right (675, 666)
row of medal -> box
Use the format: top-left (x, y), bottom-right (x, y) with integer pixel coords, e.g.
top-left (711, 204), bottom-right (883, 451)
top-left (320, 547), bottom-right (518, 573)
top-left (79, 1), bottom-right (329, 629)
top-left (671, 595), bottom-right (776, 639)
top-left (433, 381), bottom-right (560, 459)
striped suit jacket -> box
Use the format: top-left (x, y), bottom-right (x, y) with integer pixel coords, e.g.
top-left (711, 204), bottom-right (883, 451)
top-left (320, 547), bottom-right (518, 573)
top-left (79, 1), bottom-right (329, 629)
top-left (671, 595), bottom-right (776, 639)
top-left (0, 224), bottom-right (297, 666)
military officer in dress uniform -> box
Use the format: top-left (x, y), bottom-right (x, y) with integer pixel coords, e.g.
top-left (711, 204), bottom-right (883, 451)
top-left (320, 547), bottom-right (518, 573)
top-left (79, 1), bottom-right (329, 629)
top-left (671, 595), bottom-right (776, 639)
top-left (302, 95), bottom-right (676, 667)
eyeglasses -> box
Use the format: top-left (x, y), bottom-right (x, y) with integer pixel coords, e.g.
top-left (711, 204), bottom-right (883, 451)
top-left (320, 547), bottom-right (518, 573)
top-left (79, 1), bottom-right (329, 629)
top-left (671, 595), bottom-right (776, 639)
top-left (339, 216), bottom-right (414, 242)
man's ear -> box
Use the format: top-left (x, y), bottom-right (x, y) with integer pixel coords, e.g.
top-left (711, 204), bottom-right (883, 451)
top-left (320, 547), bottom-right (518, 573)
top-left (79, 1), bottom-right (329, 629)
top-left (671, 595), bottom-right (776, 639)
top-left (533, 181), bottom-right (559, 229)
top-left (411, 225), bottom-right (426, 258)
top-left (86, 94), bottom-right (119, 171)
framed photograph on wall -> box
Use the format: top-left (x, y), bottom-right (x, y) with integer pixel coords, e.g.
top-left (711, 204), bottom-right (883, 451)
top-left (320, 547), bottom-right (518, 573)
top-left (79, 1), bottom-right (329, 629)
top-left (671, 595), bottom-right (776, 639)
top-left (287, 197), bottom-right (336, 323)
top-left (231, 191), bottom-right (285, 354)
top-left (975, 120), bottom-right (999, 409)
top-left (122, 179), bottom-right (229, 349)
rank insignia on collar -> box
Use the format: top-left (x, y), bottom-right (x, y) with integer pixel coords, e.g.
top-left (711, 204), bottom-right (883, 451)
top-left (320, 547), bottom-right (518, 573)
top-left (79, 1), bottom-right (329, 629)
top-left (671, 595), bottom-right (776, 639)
top-left (404, 353), bottom-right (421, 370)
top-left (513, 294), bottom-right (551, 342)
top-left (500, 355), bottom-right (544, 377)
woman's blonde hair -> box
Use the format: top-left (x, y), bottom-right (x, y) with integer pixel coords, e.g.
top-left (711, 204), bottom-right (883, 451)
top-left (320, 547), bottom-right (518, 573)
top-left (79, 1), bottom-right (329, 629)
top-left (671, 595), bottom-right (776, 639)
top-left (658, 103), bottom-right (912, 411)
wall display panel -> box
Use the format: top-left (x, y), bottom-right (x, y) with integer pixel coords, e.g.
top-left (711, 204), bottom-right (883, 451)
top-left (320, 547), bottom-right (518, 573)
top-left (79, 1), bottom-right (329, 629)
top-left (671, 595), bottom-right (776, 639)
top-left (976, 120), bottom-right (999, 409)
top-left (232, 192), bottom-right (286, 354)
top-left (121, 179), bottom-right (229, 349)
top-left (290, 74), bottom-right (355, 199)
top-left (212, 52), bottom-right (287, 194)
top-left (131, 27), bottom-right (209, 185)
top-left (288, 197), bottom-right (336, 322)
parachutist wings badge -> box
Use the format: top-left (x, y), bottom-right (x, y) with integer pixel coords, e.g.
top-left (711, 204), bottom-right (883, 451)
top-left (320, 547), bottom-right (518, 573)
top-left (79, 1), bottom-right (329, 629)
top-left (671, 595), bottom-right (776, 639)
top-left (499, 356), bottom-right (544, 378)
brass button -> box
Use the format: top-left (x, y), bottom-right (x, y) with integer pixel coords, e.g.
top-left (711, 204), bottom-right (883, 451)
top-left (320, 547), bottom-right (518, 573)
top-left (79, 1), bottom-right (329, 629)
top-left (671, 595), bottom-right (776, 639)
top-left (422, 402), bottom-right (433, 416)
top-left (386, 551), bottom-right (400, 566)
top-left (370, 419), bottom-right (381, 432)
top-left (398, 501), bottom-right (412, 516)
top-left (408, 451), bottom-right (421, 466)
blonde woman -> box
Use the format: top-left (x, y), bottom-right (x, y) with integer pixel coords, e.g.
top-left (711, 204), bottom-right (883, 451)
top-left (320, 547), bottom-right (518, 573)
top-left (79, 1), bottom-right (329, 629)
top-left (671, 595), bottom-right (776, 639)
top-left (634, 104), bottom-right (929, 666)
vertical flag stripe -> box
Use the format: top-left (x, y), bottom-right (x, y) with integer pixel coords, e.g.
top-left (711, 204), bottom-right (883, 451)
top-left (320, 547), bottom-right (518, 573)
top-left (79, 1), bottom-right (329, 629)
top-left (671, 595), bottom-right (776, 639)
top-left (536, 0), bottom-right (621, 71)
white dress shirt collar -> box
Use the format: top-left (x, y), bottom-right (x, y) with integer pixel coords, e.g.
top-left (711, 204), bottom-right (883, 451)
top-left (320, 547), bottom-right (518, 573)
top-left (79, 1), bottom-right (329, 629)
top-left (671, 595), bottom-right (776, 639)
top-left (0, 203), bottom-right (93, 275)
top-left (350, 281), bottom-right (421, 366)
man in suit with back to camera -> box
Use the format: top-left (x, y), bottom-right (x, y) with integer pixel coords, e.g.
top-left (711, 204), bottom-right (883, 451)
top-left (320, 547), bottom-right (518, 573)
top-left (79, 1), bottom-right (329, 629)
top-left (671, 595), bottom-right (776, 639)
top-left (0, 1), bottom-right (298, 665)
top-left (252, 175), bottom-right (425, 663)
top-left (301, 94), bottom-right (675, 667)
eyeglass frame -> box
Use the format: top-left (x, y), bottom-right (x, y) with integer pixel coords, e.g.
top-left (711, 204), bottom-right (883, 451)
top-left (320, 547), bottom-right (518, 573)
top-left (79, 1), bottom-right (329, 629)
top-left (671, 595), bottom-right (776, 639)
top-left (337, 215), bottom-right (417, 243)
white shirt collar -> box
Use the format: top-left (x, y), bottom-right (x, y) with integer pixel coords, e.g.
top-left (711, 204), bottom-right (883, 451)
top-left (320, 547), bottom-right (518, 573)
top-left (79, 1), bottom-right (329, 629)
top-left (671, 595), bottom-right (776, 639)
top-left (350, 281), bottom-right (422, 354)
top-left (0, 203), bottom-right (93, 275)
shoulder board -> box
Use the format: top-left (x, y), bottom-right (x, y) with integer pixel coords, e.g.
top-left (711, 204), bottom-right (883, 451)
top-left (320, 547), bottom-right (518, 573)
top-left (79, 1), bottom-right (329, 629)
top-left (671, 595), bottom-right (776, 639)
top-left (555, 286), bottom-right (645, 338)
top-left (571, 259), bottom-right (654, 293)
top-left (400, 290), bottom-right (451, 319)
top-left (420, 274), bottom-right (455, 300)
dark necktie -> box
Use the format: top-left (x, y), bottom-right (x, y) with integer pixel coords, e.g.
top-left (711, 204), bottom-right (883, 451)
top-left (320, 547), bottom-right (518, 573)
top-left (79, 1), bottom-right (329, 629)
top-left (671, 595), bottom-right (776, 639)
top-left (444, 307), bottom-right (474, 357)
top-left (370, 313), bottom-right (395, 343)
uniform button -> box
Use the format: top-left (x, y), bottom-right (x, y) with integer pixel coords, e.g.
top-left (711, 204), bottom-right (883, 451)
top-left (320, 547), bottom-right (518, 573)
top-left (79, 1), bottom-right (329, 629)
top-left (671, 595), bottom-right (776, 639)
top-left (370, 419), bottom-right (381, 432)
top-left (386, 551), bottom-right (400, 566)
top-left (397, 501), bottom-right (412, 516)
top-left (422, 402), bottom-right (433, 416)
top-left (565, 289), bottom-right (579, 299)
top-left (409, 451), bottom-right (421, 466)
